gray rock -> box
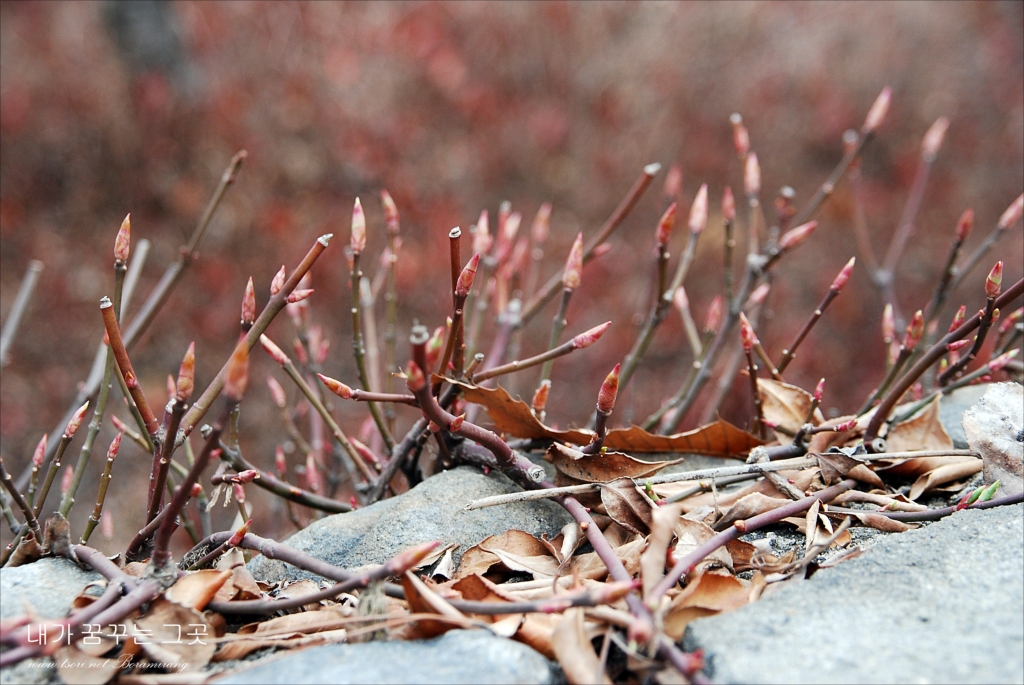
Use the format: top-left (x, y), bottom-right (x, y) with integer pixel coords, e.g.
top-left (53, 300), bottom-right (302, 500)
top-left (0, 558), bottom-right (103, 685)
top-left (249, 467), bottom-right (572, 583)
top-left (962, 382), bottom-right (1023, 496)
top-left (938, 383), bottom-right (992, 448)
top-left (684, 503), bottom-right (1024, 684)
top-left (212, 629), bottom-right (561, 684)
top-left (0, 557), bottom-right (102, 620)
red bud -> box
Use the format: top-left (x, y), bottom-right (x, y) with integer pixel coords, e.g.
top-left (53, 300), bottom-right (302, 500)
top-left (260, 335), bottom-right (290, 366)
top-left (106, 433), bottom-right (122, 461)
top-left (921, 116), bottom-right (949, 161)
top-left (65, 401), bottom-right (90, 438)
top-left (997, 193), bottom-right (1023, 230)
top-left (381, 189), bottom-right (400, 235)
top-left (532, 380), bottom-right (551, 414)
top-left (562, 232), bottom-right (584, 290)
top-left (270, 266), bottom-right (286, 296)
top-left (597, 364), bottom-right (620, 414)
top-left (704, 295), bottom-right (724, 334)
top-left (532, 202), bottom-right (552, 244)
top-left (319, 374), bottom-right (352, 400)
top-left (813, 378), bottom-right (825, 403)
top-left (60, 465), bottom-right (73, 495)
top-left (456, 253), bottom-right (481, 297)
top-left (305, 453), bottom-right (321, 493)
top-left (241, 277), bottom-right (256, 327)
top-left (655, 202), bottom-right (677, 246)
top-left (473, 209), bottom-right (492, 255)
top-left (286, 288), bottom-right (314, 304)
top-left (405, 361), bottom-right (426, 392)
top-left (949, 305), bottom-right (966, 333)
top-left (985, 261), bottom-right (1003, 298)
top-left (946, 339), bottom-right (970, 353)
top-left (31, 434), bottom-right (48, 467)
top-left (267, 376), bottom-right (287, 408)
top-left (863, 86), bottom-right (892, 134)
top-left (114, 214), bottom-right (131, 263)
top-left (449, 414), bottom-right (465, 432)
top-left (745, 282), bottom-right (771, 308)
top-left (190, 482), bottom-right (204, 497)
top-left (722, 186), bottom-right (736, 222)
top-left (903, 310), bottom-right (924, 352)
top-left (778, 221), bottom-right (817, 251)
top-left (730, 113), bottom-right (750, 158)
top-left (673, 286), bottom-right (689, 312)
top-left (572, 321), bottom-right (611, 349)
top-left (228, 519), bottom-right (252, 547)
top-left (176, 342), bottom-right (195, 401)
top-left (350, 198), bottom-right (366, 255)
top-left (688, 184), bottom-right (709, 234)
top-left (274, 446), bottom-right (287, 476)
top-left (663, 163), bottom-right (683, 200)
top-left (998, 307), bottom-right (1023, 335)
top-left (833, 418), bottom-right (858, 433)
top-left (744, 153), bottom-right (760, 197)
top-left (831, 257), bottom-right (856, 291)
top-left (739, 312), bottom-right (758, 351)
top-left (101, 510), bottom-right (114, 541)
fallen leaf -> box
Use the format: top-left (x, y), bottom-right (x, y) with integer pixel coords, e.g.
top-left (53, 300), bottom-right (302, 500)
top-left (641, 502), bottom-right (684, 598)
top-left (479, 544), bottom-right (559, 580)
top-left (574, 539), bottom-right (646, 581)
top-left (7, 532), bottom-right (43, 567)
top-left (546, 443), bottom-right (681, 482)
top-left (235, 606), bottom-right (352, 636)
top-left (166, 570), bottom-right (234, 611)
top-left (908, 459), bottom-right (983, 500)
top-left (130, 599), bottom-right (216, 672)
top-left (41, 513), bottom-right (76, 560)
top-left (602, 420), bottom-right (763, 456)
top-left (551, 607), bottom-right (611, 685)
top-left (600, 478), bottom-right (656, 535)
top-left (55, 644), bottom-right (121, 685)
top-left (456, 530), bottom-right (555, 579)
top-left (515, 613), bottom-right (559, 660)
top-left (663, 570), bottom-right (751, 639)
top-left (673, 518), bottom-right (732, 572)
top-left (431, 547), bottom-right (456, 580)
top-left (884, 397), bottom-right (953, 453)
top-left (715, 493), bottom-right (787, 531)
top-left (758, 379), bottom-right (823, 434)
top-left (449, 380), bottom-right (592, 443)
top-left (402, 571), bottom-right (466, 638)
top-left (277, 579), bottom-right (328, 611)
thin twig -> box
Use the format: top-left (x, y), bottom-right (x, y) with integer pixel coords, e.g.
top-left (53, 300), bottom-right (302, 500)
top-left (0, 260), bottom-right (43, 368)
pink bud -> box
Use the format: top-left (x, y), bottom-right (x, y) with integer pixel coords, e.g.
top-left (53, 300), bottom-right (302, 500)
top-left (235, 470), bottom-right (259, 484)
top-left (920, 116), bottom-right (949, 161)
top-left (954, 209), bottom-right (974, 242)
top-left (739, 312), bottom-right (758, 351)
top-left (106, 433), bottom-right (122, 461)
top-left (267, 376), bottom-right (287, 408)
top-left (532, 202), bottom-right (552, 244)
top-left (746, 282), bottom-right (771, 308)
top-left (532, 380), bottom-right (551, 414)
top-left (730, 113), bottom-right (750, 158)
top-left (949, 305), bottom-right (966, 333)
top-left (946, 339), bottom-right (970, 353)
top-left (274, 446), bottom-right (287, 476)
top-left (224, 342), bottom-right (250, 401)
top-left (259, 335), bottom-right (290, 366)
top-left (350, 198), bottom-right (366, 254)
top-left (114, 214), bottom-right (131, 263)
top-left (473, 209), bottom-right (492, 255)
top-left (350, 438), bottom-right (380, 466)
top-left (456, 253), bottom-right (481, 297)
top-left (305, 453), bottom-right (321, 493)
top-left (903, 310), bottom-right (925, 352)
top-left (778, 221), bottom-right (817, 251)
top-left (989, 349), bottom-right (1019, 372)
top-left (228, 519), bottom-right (252, 547)
top-left (673, 286), bottom-right (689, 312)
top-left (721, 186), bottom-right (736, 222)
top-left (591, 243), bottom-right (613, 259)
top-left (428, 420), bottom-right (440, 433)
top-left (270, 266), bottom-right (286, 296)
top-left (655, 202), bottom-right (677, 246)
top-left (65, 401), bottom-right (90, 438)
top-left (814, 378), bottom-right (825, 403)
top-left (833, 418), bottom-right (858, 433)
top-left (381, 189), bottom-right (400, 235)
top-left (241, 277), bottom-right (256, 327)
top-left (831, 257), bottom-right (856, 291)
top-left (744, 153), bottom-right (760, 197)
top-left (317, 374), bottom-right (354, 401)
top-left (704, 296), bottom-right (724, 334)
top-left (688, 184), bottom-right (709, 234)
top-left (862, 86), bottom-right (892, 134)
top-left (562, 232), bottom-right (584, 290)
top-left (997, 193), bottom-right (1023, 230)
top-left (654, 161), bottom-right (678, 200)
top-left (998, 307), bottom-right (1022, 335)
top-left (291, 339), bottom-right (308, 366)
top-left (406, 361), bottom-right (426, 392)
top-left (985, 261), bottom-right (1003, 298)
top-left (286, 288), bottom-right (314, 304)
top-left (449, 414), bottom-right (465, 432)
top-left (31, 434), bottom-right (47, 467)
top-left (597, 364), bottom-right (620, 414)
top-left (176, 342), bottom-right (195, 402)
top-left (232, 482), bottom-right (246, 504)
top-left (572, 321), bottom-right (611, 349)
top-left (503, 211), bottom-right (521, 245)
top-left (191, 482), bottom-right (204, 497)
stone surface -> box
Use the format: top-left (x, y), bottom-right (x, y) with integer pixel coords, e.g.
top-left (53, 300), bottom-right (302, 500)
top-left (938, 383), bottom-right (992, 449)
top-left (684, 503), bottom-right (1024, 684)
top-left (249, 467), bottom-right (573, 583)
top-left (212, 629), bottom-right (561, 684)
top-left (0, 558), bottom-right (103, 685)
top-left (0, 557), bottom-right (102, 620)
top-left (962, 382), bottom-right (1023, 496)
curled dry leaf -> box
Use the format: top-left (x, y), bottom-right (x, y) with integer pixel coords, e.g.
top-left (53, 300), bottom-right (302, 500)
top-left (54, 644), bottom-right (122, 685)
top-left (673, 518), bottom-right (732, 572)
top-left (574, 538), bottom-right (647, 581)
top-left (600, 478), bottom-right (656, 535)
top-left (714, 492), bottom-right (787, 531)
top-left (908, 460), bottom-right (983, 500)
top-left (448, 380), bottom-right (592, 443)
top-left (817, 451), bottom-right (885, 488)
top-left (758, 378), bottom-right (823, 434)
top-left (215, 607), bottom-right (354, 661)
top-left (7, 533), bottom-right (44, 567)
top-left (166, 569), bottom-right (234, 611)
top-left (828, 511), bottom-right (915, 533)
top-left (551, 607), bottom-right (612, 685)
top-left (455, 529), bottom-right (556, 579)
top-left (401, 570), bottom-right (466, 639)
top-left (213, 549), bottom-right (263, 602)
top-left (663, 569), bottom-right (754, 640)
top-left (640, 502), bottom-right (684, 598)
top-left (546, 443), bottom-right (680, 482)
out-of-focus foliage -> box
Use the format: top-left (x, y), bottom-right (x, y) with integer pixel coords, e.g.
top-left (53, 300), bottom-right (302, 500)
top-left (1, 2), bottom-right (1021, 548)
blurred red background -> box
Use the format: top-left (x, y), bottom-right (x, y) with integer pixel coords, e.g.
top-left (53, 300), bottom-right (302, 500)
top-left (1, 2), bottom-right (1021, 551)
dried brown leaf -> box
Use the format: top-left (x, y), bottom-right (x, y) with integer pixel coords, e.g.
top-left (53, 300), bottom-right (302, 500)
top-left (401, 570), bottom-right (465, 638)
top-left (715, 492), bottom-right (787, 531)
top-left (277, 579), bottom-right (328, 611)
top-left (7, 532), bottom-right (44, 567)
top-left (449, 380), bottom-right (592, 443)
top-left (599, 478), bottom-right (656, 535)
top-left (41, 513), bottom-right (76, 560)
top-left (54, 644), bottom-right (121, 685)
top-left (885, 397), bottom-right (953, 453)
top-left (641, 502), bottom-right (684, 597)
top-left (516, 613), bottom-right (558, 660)
top-left (908, 459), bottom-right (983, 500)
top-left (673, 518), bottom-right (732, 571)
top-left (166, 570), bottom-right (233, 611)
top-left (758, 379), bottom-right (822, 434)
top-left (546, 443), bottom-right (680, 482)
top-left (131, 599), bottom-right (216, 672)
top-left (663, 570), bottom-right (751, 639)
top-left (456, 530), bottom-right (554, 579)
top-left (551, 607), bottom-right (611, 685)
top-left (601, 420), bottom-right (763, 456)
top-left (573, 539), bottom-right (646, 580)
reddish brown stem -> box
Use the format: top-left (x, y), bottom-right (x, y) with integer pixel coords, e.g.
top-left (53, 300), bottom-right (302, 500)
top-left (776, 287), bottom-right (841, 374)
top-left (937, 296), bottom-right (996, 386)
top-left (100, 299), bottom-right (158, 436)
